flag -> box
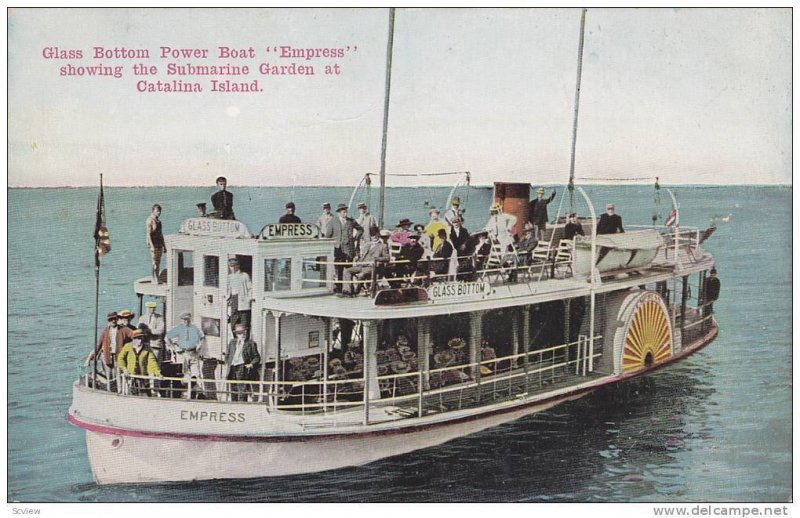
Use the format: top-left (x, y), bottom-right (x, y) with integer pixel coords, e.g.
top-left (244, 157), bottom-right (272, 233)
top-left (665, 209), bottom-right (677, 227)
top-left (94, 175), bottom-right (111, 267)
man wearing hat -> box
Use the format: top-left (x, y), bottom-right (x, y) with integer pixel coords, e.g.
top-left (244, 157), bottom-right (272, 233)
top-left (117, 329), bottom-right (161, 396)
top-left (528, 187), bottom-right (557, 241)
top-left (227, 257), bottom-right (252, 331)
top-left (564, 213), bottom-right (585, 241)
top-left (703, 267), bottom-right (721, 322)
top-left (444, 197), bottom-right (465, 228)
top-left (355, 202), bottom-right (379, 256)
top-left (117, 309), bottom-right (137, 331)
top-left (165, 312), bottom-right (204, 383)
top-left (340, 227), bottom-right (389, 297)
top-left (484, 203), bottom-right (517, 251)
top-left (196, 202), bottom-right (208, 217)
top-left (517, 222), bottom-right (538, 264)
top-left (449, 217), bottom-right (471, 256)
top-left (316, 203), bottom-right (334, 238)
top-left (86, 312), bottom-right (126, 385)
top-left (597, 203), bottom-right (624, 235)
top-left (137, 301), bottom-right (165, 360)
top-left (226, 323), bottom-right (261, 402)
top-left (145, 204), bottom-right (166, 284)
top-left (330, 203), bottom-right (363, 292)
top-left (395, 231), bottom-right (426, 282)
top-left (279, 201), bottom-right (302, 224)
top-left (210, 176), bottom-right (235, 220)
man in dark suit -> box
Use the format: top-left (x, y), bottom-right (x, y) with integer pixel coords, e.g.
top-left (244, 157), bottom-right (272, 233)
top-left (564, 213), bottom-right (586, 240)
top-left (449, 218), bottom-right (470, 255)
top-left (226, 323), bottom-right (261, 402)
top-left (211, 176), bottom-right (235, 220)
top-left (279, 201), bottom-right (301, 223)
top-left (597, 203), bottom-right (624, 234)
top-left (331, 203), bottom-right (363, 292)
top-left (703, 267), bottom-right (721, 318)
top-left (528, 187), bottom-right (557, 240)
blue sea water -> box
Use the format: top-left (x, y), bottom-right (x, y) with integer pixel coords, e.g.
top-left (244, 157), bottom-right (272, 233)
top-left (7, 184), bottom-right (792, 502)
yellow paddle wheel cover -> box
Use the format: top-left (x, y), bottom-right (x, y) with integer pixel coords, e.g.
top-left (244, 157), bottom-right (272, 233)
top-left (622, 293), bottom-right (672, 372)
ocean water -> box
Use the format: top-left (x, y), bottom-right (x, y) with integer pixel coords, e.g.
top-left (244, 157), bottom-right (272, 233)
top-left (7, 184), bottom-right (791, 502)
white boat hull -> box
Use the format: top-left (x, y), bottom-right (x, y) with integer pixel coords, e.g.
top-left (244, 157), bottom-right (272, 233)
top-left (80, 393), bottom-right (581, 484)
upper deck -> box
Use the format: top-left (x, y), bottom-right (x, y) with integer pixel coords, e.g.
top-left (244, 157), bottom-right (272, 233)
top-left (136, 215), bottom-right (714, 317)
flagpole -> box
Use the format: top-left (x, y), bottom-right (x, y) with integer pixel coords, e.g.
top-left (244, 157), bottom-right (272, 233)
top-left (92, 174), bottom-right (103, 387)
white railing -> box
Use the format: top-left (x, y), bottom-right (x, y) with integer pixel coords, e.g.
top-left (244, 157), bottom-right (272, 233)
top-left (81, 335), bottom-right (603, 421)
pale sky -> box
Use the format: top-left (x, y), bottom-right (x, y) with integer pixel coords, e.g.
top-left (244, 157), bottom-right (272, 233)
top-left (8, 7), bottom-right (792, 187)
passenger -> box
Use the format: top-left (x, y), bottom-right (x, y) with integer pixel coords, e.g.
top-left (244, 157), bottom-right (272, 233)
top-left (528, 187), bottom-right (557, 241)
top-left (390, 361), bottom-right (416, 396)
top-left (470, 231), bottom-right (493, 277)
top-left (449, 218), bottom-right (470, 279)
top-left (145, 204), bottom-right (166, 284)
top-left (517, 223), bottom-right (538, 265)
top-left (340, 227), bottom-right (389, 297)
top-left (444, 197), bottom-right (465, 228)
top-left (165, 312), bottom-right (204, 377)
top-left (279, 201), bottom-right (302, 223)
top-left (355, 202), bottom-right (379, 256)
top-left (564, 212), bottom-right (585, 240)
top-left (331, 203), bottom-right (363, 293)
top-left (449, 217), bottom-right (471, 255)
top-left (227, 257), bottom-right (253, 331)
top-left (226, 323), bottom-right (261, 402)
top-left (117, 329), bottom-right (161, 396)
top-left (390, 218), bottom-right (413, 246)
top-left (329, 358), bottom-right (349, 380)
top-left (480, 340), bottom-right (497, 374)
top-left (117, 310), bottom-right (137, 331)
top-left (210, 176), bottom-right (235, 220)
top-left (597, 203), bottom-right (624, 234)
top-left (703, 267), bottom-right (721, 318)
top-left (86, 312), bottom-right (124, 386)
top-left (484, 203), bottom-right (517, 252)
top-left (396, 233), bottom-right (425, 278)
top-left (316, 203), bottom-right (334, 238)
top-left (137, 301), bottom-right (165, 360)
top-left (414, 224), bottom-right (432, 258)
top-left (425, 208), bottom-right (448, 251)
top-left (196, 202), bottom-right (208, 217)
top-left (432, 228), bottom-right (454, 280)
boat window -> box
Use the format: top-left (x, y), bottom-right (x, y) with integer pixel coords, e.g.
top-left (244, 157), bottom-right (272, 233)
top-left (177, 251), bottom-right (194, 286)
top-left (265, 258), bottom-right (292, 291)
top-left (203, 255), bottom-right (219, 287)
top-left (201, 317), bottom-right (220, 337)
top-left (301, 256), bottom-right (328, 289)
top-left (483, 309), bottom-right (517, 359)
top-left (529, 301), bottom-right (567, 351)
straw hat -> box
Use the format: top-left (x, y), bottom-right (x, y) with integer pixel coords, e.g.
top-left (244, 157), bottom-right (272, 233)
top-left (392, 361), bottom-right (411, 374)
top-left (448, 337), bottom-right (465, 349)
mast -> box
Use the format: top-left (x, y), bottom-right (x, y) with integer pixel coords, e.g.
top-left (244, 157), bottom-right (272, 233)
top-left (378, 7), bottom-right (396, 228)
top-left (568, 8), bottom-right (587, 210)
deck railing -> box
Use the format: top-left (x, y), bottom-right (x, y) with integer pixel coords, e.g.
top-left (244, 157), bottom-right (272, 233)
top-left (81, 335), bottom-right (603, 422)
top-left (301, 247), bottom-right (574, 295)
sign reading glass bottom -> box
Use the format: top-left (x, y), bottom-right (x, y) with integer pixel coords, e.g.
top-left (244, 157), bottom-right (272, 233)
top-left (427, 281), bottom-right (492, 302)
